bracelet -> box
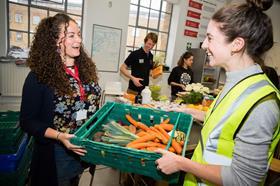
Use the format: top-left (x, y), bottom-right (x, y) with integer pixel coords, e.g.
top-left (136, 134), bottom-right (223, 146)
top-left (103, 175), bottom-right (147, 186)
top-left (56, 132), bottom-right (61, 141)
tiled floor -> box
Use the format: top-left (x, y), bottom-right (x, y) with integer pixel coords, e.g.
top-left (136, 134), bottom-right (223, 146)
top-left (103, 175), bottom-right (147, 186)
top-left (79, 165), bottom-right (120, 186)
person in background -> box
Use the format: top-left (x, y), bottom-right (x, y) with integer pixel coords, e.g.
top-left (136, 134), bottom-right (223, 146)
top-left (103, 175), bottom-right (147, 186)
top-left (168, 51), bottom-right (194, 100)
top-left (20, 14), bottom-right (101, 186)
top-left (155, 0), bottom-right (280, 185)
top-left (120, 32), bottom-right (158, 95)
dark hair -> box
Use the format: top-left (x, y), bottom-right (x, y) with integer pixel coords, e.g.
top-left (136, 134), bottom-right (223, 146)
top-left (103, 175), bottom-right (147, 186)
top-left (212, 0), bottom-right (273, 63)
top-left (177, 51), bottom-right (193, 67)
top-left (27, 13), bottom-right (98, 96)
top-left (144, 32), bottom-right (158, 44)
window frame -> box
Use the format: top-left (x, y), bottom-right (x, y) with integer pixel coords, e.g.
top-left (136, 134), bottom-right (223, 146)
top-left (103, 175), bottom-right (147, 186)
top-left (6, 0), bottom-right (84, 51)
top-left (126, 0), bottom-right (173, 64)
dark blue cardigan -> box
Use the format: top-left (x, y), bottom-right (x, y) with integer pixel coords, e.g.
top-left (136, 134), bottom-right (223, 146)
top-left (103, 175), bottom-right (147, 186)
top-left (20, 71), bottom-right (58, 186)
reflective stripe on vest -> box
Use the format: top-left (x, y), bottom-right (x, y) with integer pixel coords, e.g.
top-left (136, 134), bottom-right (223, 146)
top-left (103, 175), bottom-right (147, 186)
top-left (184, 73), bottom-right (280, 186)
top-left (206, 80), bottom-right (271, 159)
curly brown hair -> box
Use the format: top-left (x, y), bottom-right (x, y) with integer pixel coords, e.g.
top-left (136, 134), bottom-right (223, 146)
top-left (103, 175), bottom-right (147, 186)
top-left (27, 13), bottom-right (98, 96)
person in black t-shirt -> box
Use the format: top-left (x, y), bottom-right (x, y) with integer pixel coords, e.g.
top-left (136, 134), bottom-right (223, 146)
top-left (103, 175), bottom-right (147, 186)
top-left (120, 32), bottom-right (158, 94)
top-left (168, 51), bottom-right (194, 100)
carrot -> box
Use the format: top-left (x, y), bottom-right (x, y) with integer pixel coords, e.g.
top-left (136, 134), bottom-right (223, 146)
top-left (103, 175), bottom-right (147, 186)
top-left (125, 114), bottom-right (150, 131)
top-left (154, 138), bottom-right (160, 143)
top-left (154, 125), bottom-right (170, 139)
top-left (127, 141), bottom-right (164, 149)
top-left (138, 123), bottom-right (150, 132)
top-left (161, 118), bottom-right (170, 124)
top-left (136, 131), bottom-right (147, 137)
top-left (149, 142), bottom-right (166, 148)
top-left (171, 139), bottom-right (182, 154)
top-left (145, 129), bottom-right (160, 143)
top-left (127, 142), bottom-right (151, 149)
top-left (127, 134), bottom-right (156, 145)
top-left (179, 140), bottom-right (185, 146)
top-left (147, 146), bottom-right (176, 153)
top-left (150, 127), bottom-right (168, 144)
top-left (146, 147), bottom-right (160, 151)
top-left (159, 123), bottom-right (174, 131)
top-left (129, 125), bottom-right (137, 134)
top-left (155, 125), bottom-right (182, 154)
top-left (168, 147), bottom-right (176, 153)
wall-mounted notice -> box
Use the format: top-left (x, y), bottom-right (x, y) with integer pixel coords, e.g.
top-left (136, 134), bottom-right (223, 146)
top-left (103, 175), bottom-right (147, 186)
top-left (184, 30), bottom-right (198, 38)
top-left (186, 20), bottom-right (200, 28)
top-left (187, 10), bottom-right (201, 19)
top-left (189, 0), bottom-right (203, 10)
top-left (91, 24), bottom-right (122, 72)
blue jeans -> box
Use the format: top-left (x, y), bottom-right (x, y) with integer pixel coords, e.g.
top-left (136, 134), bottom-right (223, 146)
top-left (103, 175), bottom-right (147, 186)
top-left (54, 143), bottom-right (85, 186)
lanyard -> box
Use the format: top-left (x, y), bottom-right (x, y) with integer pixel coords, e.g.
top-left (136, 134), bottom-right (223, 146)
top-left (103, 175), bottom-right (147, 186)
top-left (65, 65), bottom-right (86, 101)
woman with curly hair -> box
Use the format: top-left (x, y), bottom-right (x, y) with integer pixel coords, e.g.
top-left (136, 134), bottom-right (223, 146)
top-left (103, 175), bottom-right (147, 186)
top-left (20, 13), bottom-right (101, 186)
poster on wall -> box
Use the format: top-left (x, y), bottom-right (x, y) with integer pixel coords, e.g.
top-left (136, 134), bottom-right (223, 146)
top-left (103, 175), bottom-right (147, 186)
top-left (91, 24), bottom-right (122, 72)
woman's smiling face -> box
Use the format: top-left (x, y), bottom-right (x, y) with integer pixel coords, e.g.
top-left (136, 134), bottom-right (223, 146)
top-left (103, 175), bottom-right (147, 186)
top-left (57, 20), bottom-right (82, 61)
top-left (202, 20), bottom-right (232, 69)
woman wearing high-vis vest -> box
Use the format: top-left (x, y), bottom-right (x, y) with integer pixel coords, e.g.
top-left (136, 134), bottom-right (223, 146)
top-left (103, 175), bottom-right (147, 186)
top-left (155, 0), bottom-right (280, 185)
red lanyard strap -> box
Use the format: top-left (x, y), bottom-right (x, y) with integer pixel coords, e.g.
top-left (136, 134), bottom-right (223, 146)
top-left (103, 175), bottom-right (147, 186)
top-left (65, 65), bottom-right (86, 101)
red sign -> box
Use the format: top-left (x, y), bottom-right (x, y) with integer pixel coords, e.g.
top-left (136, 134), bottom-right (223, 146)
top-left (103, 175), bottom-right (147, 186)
top-left (187, 10), bottom-right (201, 19)
top-left (184, 29), bottom-right (198, 37)
top-left (189, 0), bottom-right (203, 10)
top-left (186, 20), bottom-right (200, 28)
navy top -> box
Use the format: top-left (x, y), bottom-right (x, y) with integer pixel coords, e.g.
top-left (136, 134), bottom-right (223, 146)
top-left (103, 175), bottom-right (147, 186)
top-left (20, 71), bottom-right (101, 186)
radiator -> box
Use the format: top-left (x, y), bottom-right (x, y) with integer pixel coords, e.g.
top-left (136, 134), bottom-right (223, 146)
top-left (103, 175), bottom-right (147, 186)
top-left (0, 62), bottom-right (30, 96)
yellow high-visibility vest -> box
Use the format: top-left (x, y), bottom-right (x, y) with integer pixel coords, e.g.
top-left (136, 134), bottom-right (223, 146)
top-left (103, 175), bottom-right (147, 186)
top-left (184, 73), bottom-right (280, 186)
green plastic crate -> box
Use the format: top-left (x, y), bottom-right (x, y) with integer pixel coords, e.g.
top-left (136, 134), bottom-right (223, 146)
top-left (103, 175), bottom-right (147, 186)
top-left (0, 111), bottom-right (24, 154)
top-left (0, 136), bottom-right (34, 186)
top-left (71, 102), bottom-right (193, 184)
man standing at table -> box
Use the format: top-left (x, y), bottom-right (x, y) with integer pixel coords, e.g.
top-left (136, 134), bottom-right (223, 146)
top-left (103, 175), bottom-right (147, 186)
top-left (120, 32), bottom-right (158, 95)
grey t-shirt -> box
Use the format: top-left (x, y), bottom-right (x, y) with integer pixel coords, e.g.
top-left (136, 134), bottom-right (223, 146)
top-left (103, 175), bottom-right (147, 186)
top-left (216, 64), bottom-right (279, 185)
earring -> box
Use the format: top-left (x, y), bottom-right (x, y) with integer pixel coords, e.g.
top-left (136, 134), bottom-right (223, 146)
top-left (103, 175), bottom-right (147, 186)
top-left (56, 47), bottom-right (61, 54)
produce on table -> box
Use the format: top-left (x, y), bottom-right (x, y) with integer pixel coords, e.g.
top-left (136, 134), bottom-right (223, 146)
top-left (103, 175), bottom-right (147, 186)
top-left (149, 85), bottom-right (161, 101)
top-left (186, 104), bottom-right (209, 111)
top-left (181, 83), bottom-right (210, 104)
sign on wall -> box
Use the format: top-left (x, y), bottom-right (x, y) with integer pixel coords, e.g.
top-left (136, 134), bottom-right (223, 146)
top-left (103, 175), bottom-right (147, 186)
top-left (185, 0), bottom-right (226, 40)
top-left (91, 24), bottom-right (122, 72)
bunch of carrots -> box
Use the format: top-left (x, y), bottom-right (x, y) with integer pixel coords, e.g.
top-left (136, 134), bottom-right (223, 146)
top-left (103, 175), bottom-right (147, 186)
top-left (125, 114), bottom-right (184, 155)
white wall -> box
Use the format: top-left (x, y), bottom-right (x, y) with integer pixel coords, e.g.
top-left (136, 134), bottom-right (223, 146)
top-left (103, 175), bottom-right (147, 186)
top-left (82, 0), bottom-right (130, 92)
top-left (0, 0), bottom-right (7, 56)
top-left (266, 1), bottom-right (280, 42)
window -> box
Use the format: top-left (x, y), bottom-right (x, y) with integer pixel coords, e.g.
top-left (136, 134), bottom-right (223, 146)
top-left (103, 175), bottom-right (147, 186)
top-left (32, 16), bottom-right (41, 25)
top-left (15, 13), bottom-right (23, 23)
top-left (16, 32), bottom-right (22, 41)
top-left (126, 0), bottom-right (173, 65)
top-left (7, 0), bottom-right (84, 51)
